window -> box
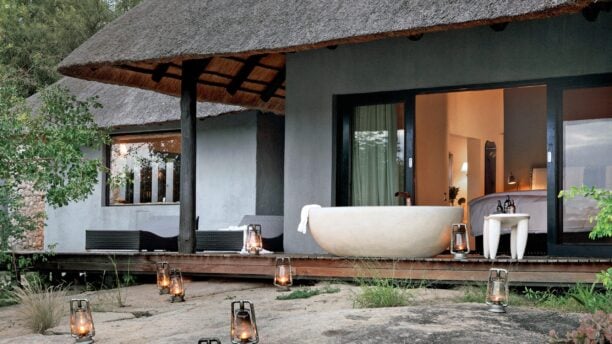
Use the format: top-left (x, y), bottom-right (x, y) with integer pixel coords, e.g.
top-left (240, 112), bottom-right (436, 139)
top-left (108, 132), bottom-right (181, 205)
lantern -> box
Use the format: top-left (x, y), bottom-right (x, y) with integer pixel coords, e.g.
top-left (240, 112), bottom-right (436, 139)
top-left (231, 300), bottom-right (259, 344)
top-left (273, 257), bottom-right (293, 290)
top-left (450, 223), bottom-right (470, 260)
top-left (245, 224), bottom-right (263, 255)
top-left (486, 268), bottom-right (509, 313)
top-left (156, 261), bottom-right (171, 294)
top-left (198, 339), bottom-right (221, 344)
top-left (169, 268), bottom-right (185, 302)
top-left (69, 299), bottom-right (95, 343)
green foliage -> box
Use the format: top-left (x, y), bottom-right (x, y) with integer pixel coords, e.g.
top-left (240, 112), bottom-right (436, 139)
top-left (596, 268), bottom-right (612, 292)
top-left (0, 85), bottom-right (109, 283)
top-left (549, 311), bottom-right (611, 344)
top-left (353, 278), bottom-right (412, 308)
top-left (276, 285), bottom-right (340, 300)
top-left (559, 186), bottom-right (612, 240)
top-left (0, 0), bottom-right (142, 97)
top-left (569, 284), bottom-right (612, 314)
top-left (9, 274), bottom-right (67, 333)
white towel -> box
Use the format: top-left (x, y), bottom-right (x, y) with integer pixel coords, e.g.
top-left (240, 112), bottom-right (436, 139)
top-left (297, 204), bottom-right (321, 234)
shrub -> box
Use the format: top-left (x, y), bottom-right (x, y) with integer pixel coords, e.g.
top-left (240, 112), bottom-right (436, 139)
top-left (10, 276), bottom-right (66, 333)
top-left (548, 311), bottom-right (611, 344)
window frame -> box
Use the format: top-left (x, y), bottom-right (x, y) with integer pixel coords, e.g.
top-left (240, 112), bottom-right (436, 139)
top-left (104, 130), bottom-right (182, 207)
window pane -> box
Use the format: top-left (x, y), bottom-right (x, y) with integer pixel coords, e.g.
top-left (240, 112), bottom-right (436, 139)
top-left (562, 86), bottom-right (612, 243)
top-left (109, 132), bottom-right (181, 205)
top-left (350, 103), bottom-right (404, 206)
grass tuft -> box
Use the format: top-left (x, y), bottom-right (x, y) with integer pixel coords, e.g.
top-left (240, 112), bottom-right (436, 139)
top-left (10, 276), bottom-right (66, 334)
top-left (353, 278), bottom-right (412, 308)
top-left (276, 285), bottom-right (340, 300)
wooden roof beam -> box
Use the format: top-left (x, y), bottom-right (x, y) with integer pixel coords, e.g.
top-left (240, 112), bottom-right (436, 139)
top-left (260, 69), bottom-right (285, 102)
top-left (151, 63), bottom-right (170, 82)
top-left (227, 54), bottom-right (263, 95)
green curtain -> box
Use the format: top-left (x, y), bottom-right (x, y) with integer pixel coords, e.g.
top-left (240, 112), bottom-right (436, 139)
top-left (351, 104), bottom-right (399, 206)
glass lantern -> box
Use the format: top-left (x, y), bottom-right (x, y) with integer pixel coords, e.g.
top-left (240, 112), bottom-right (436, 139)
top-left (450, 223), bottom-right (470, 260)
top-left (70, 299), bottom-right (95, 343)
top-left (169, 268), bottom-right (185, 302)
top-left (273, 257), bottom-right (293, 291)
top-left (486, 268), bottom-right (509, 313)
top-left (198, 338), bottom-right (221, 344)
top-left (231, 300), bottom-right (259, 344)
top-left (245, 224), bottom-right (263, 255)
top-left (156, 261), bottom-right (171, 294)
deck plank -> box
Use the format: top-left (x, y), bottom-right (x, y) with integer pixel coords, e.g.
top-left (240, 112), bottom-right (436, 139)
top-left (16, 252), bottom-right (611, 287)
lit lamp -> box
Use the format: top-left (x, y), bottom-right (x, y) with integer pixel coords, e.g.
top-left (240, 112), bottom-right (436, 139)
top-left (169, 268), bottom-right (185, 302)
top-left (450, 223), bottom-right (470, 260)
top-left (273, 257), bottom-right (293, 291)
top-left (231, 300), bottom-right (259, 344)
top-left (245, 224), bottom-right (263, 255)
top-left (486, 268), bottom-right (509, 313)
top-left (69, 299), bottom-right (95, 343)
top-left (198, 339), bottom-right (222, 344)
top-left (156, 261), bottom-right (171, 294)
top-left (507, 172), bottom-right (519, 190)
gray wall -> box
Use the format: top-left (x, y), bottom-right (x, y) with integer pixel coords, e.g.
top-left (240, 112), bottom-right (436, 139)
top-left (284, 12), bottom-right (612, 253)
top-left (503, 86), bottom-right (547, 191)
top-left (256, 113), bottom-right (285, 216)
top-left (45, 110), bottom-right (284, 252)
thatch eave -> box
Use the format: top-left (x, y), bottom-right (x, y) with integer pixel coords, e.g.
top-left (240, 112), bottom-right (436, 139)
top-left (58, 0), bottom-right (597, 113)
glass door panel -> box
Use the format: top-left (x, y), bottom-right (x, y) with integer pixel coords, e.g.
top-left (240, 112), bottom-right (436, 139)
top-left (350, 103), bottom-right (405, 205)
top-left (561, 86), bottom-right (612, 243)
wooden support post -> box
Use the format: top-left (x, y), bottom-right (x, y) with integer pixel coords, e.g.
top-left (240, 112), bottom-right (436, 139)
top-left (178, 59), bottom-right (207, 253)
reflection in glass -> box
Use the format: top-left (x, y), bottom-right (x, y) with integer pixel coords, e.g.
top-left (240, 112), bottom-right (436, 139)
top-left (562, 86), bottom-right (612, 243)
top-left (109, 132), bottom-right (181, 205)
top-left (351, 103), bottom-right (405, 206)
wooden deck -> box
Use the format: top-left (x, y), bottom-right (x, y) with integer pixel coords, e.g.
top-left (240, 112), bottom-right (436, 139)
top-left (19, 252), bottom-right (612, 287)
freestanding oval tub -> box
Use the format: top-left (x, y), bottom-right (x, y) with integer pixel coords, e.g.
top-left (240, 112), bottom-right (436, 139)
top-left (308, 206), bottom-right (463, 258)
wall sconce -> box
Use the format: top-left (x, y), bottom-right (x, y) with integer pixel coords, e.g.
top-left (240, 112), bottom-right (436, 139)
top-left (70, 299), bottom-right (95, 343)
top-left (486, 268), bottom-right (509, 313)
top-left (156, 261), bottom-right (171, 294)
top-left (450, 223), bottom-right (470, 260)
top-left (461, 162), bottom-right (468, 174)
top-left (274, 257), bottom-right (293, 291)
top-left (169, 268), bottom-right (185, 302)
top-left (246, 224), bottom-right (263, 255)
top-left (231, 300), bottom-right (259, 344)
top-left (198, 339), bottom-right (222, 344)
top-left (507, 172), bottom-right (519, 191)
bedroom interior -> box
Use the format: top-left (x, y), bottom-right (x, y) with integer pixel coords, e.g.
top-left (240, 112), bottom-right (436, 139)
top-left (413, 84), bottom-right (611, 255)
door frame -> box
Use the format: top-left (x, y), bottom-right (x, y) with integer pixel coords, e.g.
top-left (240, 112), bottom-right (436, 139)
top-left (334, 72), bottom-right (612, 257)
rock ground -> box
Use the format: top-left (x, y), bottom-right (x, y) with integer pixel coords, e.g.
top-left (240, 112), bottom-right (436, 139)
top-left (0, 280), bottom-right (581, 343)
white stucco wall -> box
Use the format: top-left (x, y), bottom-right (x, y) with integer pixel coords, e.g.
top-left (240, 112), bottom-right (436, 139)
top-left (45, 111), bottom-right (267, 252)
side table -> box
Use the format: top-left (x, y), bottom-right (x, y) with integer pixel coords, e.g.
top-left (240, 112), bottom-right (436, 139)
top-left (483, 213), bottom-right (530, 260)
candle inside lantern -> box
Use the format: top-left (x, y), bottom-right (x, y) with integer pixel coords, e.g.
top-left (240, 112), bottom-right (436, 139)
top-left (274, 257), bottom-right (293, 290)
top-left (156, 261), bottom-right (171, 294)
top-left (246, 224), bottom-right (262, 254)
top-left (169, 268), bottom-right (185, 302)
top-left (231, 300), bottom-right (258, 344)
top-left (450, 223), bottom-right (470, 259)
top-left (69, 299), bottom-right (95, 342)
top-left (490, 280), bottom-right (505, 303)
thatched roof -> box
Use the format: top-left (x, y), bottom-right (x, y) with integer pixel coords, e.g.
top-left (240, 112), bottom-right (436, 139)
top-left (27, 77), bottom-right (245, 128)
top-left (59, 0), bottom-right (594, 113)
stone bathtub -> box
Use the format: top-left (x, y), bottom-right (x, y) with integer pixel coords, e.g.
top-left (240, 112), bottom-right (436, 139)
top-left (308, 206), bottom-right (463, 258)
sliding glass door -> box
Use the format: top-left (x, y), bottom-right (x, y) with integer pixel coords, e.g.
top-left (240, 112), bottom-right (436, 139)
top-left (548, 76), bottom-right (612, 256)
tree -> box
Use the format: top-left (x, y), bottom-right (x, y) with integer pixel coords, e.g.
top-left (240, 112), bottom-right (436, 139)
top-left (0, 0), bottom-right (142, 97)
top-left (0, 83), bottom-right (110, 275)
